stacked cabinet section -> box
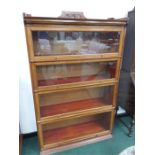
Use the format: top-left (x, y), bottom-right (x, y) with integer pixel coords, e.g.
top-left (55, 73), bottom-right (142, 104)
top-left (32, 60), bottom-right (118, 91)
top-left (36, 85), bottom-right (114, 120)
top-left (42, 112), bottom-right (113, 149)
top-left (24, 16), bottom-right (126, 151)
top-left (32, 31), bottom-right (120, 56)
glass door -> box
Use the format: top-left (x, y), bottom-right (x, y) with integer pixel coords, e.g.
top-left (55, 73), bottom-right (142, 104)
top-left (32, 60), bottom-right (117, 90)
top-left (42, 112), bottom-right (112, 147)
top-left (28, 27), bottom-right (122, 61)
top-left (32, 31), bottom-right (120, 56)
top-left (37, 86), bottom-right (114, 119)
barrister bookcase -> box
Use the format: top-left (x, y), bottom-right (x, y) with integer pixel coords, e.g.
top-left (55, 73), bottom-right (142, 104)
top-left (24, 13), bottom-right (127, 151)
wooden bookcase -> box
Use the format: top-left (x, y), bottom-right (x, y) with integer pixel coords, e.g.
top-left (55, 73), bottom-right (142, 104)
top-left (24, 14), bottom-right (127, 151)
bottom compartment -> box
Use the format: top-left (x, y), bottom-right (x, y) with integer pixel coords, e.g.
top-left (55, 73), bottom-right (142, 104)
top-left (41, 111), bottom-right (113, 149)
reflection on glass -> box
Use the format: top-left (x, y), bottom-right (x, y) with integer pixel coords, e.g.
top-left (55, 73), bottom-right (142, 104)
top-left (32, 31), bottom-right (120, 56)
top-left (42, 112), bottom-right (111, 145)
top-left (39, 86), bottom-right (113, 118)
top-left (36, 61), bottom-right (116, 87)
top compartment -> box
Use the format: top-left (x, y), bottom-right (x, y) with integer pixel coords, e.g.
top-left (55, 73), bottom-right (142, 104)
top-left (32, 31), bottom-right (120, 56)
top-left (25, 24), bottom-right (125, 62)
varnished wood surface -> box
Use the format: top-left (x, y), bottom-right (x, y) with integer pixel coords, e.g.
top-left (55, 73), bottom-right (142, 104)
top-left (34, 78), bottom-right (117, 93)
top-left (30, 53), bottom-right (121, 63)
top-left (24, 14), bottom-right (127, 150)
top-left (41, 134), bottom-right (112, 153)
top-left (43, 120), bottom-right (108, 145)
top-left (24, 16), bottom-right (127, 26)
top-left (38, 75), bottom-right (104, 86)
top-left (33, 58), bottom-right (119, 65)
top-left (42, 112), bottom-right (110, 130)
top-left (40, 98), bottom-right (110, 117)
top-left (39, 107), bottom-right (114, 125)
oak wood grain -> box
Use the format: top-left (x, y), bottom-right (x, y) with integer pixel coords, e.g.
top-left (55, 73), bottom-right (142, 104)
top-left (40, 98), bottom-right (111, 117)
top-left (43, 120), bottom-right (109, 145)
top-left (24, 14), bottom-right (127, 150)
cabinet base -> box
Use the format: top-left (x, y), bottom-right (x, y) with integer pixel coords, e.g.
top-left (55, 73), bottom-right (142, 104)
top-left (40, 134), bottom-right (112, 155)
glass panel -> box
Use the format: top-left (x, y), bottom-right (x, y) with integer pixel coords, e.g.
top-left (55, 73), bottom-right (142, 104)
top-left (39, 86), bottom-right (113, 118)
top-left (36, 61), bottom-right (116, 87)
top-left (32, 31), bottom-right (120, 56)
top-left (42, 112), bottom-right (111, 145)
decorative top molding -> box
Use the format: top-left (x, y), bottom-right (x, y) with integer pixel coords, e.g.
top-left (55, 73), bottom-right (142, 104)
top-left (59, 11), bottom-right (86, 19)
top-left (24, 12), bottom-right (127, 26)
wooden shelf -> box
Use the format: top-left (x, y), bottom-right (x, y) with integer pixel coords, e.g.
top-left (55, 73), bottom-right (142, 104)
top-left (43, 120), bottom-right (109, 146)
top-left (38, 75), bottom-right (105, 87)
top-left (40, 98), bottom-right (111, 118)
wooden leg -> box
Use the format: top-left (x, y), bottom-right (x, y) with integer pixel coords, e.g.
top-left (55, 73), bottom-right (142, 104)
top-left (128, 118), bottom-right (134, 137)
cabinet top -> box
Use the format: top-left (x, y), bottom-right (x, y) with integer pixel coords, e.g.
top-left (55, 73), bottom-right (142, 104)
top-left (24, 16), bottom-right (127, 26)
